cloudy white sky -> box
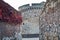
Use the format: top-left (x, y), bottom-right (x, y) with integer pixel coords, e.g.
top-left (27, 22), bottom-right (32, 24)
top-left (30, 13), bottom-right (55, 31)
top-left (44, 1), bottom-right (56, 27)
top-left (4, 0), bottom-right (46, 10)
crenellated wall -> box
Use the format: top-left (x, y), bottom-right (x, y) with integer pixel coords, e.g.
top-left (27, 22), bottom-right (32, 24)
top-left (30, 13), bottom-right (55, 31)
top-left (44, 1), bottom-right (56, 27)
top-left (19, 2), bottom-right (45, 12)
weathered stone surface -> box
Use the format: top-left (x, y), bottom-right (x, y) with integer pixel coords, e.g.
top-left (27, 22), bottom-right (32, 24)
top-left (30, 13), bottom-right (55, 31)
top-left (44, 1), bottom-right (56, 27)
top-left (39, 0), bottom-right (60, 40)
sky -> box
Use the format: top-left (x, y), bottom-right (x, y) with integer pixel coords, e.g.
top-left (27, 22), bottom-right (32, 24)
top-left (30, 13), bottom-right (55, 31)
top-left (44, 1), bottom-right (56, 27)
top-left (4, 0), bottom-right (46, 10)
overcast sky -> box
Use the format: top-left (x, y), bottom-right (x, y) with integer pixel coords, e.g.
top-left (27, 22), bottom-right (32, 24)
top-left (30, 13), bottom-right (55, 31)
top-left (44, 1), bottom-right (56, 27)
top-left (4, 0), bottom-right (46, 10)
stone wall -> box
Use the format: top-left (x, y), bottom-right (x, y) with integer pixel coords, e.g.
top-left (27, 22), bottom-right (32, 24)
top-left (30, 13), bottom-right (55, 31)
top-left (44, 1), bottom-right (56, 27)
top-left (0, 22), bottom-right (21, 40)
top-left (39, 0), bottom-right (60, 40)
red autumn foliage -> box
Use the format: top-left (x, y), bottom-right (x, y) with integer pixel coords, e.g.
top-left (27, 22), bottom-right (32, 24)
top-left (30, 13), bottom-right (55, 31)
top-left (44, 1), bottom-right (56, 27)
top-left (0, 0), bottom-right (22, 25)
